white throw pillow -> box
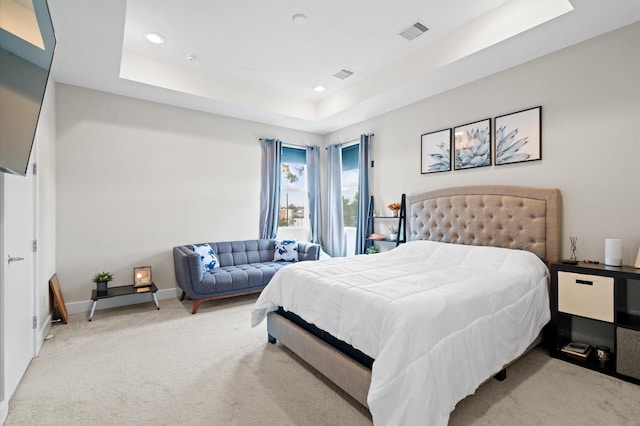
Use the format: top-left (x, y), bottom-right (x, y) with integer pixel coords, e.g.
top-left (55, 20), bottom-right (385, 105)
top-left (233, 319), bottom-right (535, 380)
top-left (274, 239), bottom-right (299, 262)
top-left (192, 243), bottom-right (219, 273)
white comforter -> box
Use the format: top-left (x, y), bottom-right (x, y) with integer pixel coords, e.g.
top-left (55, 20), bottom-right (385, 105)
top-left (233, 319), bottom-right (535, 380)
top-left (251, 240), bottom-right (550, 426)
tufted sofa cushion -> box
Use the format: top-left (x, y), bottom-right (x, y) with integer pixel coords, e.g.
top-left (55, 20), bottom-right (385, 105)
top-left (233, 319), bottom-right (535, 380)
top-left (193, 262), bottom-right (284, 295)
top-left (210, 240), bottom-right (275, 267)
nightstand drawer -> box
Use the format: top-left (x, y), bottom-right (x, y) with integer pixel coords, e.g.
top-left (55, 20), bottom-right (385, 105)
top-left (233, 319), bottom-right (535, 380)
top-left (558, 271), bottom-right (614, 322)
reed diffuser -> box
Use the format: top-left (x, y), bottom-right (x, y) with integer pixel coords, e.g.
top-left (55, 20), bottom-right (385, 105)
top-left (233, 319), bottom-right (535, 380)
top-left (569, 236), bottom-right (577, 261)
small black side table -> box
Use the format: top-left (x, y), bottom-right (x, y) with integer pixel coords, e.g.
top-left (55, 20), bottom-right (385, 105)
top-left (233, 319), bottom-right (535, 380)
top-left (89, 283), bottom-right (160, 321)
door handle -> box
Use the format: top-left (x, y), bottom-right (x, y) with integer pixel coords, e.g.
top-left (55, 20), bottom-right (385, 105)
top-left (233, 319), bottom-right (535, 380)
top-left (7, 255), bottom-right (25, 264)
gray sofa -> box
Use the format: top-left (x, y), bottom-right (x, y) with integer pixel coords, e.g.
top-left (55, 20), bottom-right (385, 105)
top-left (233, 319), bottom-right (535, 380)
top-left (173, 239), bottom-right (320, 313)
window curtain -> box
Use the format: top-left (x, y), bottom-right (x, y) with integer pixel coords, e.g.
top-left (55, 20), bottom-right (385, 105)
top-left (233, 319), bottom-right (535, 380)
top-left (326, 143), bottom-right (345, 257)
top-left (306, 145), bottom-right (322, 245)
top-left (259, 138), bottom-right (282, 239)
top-left (354, 134), bottom-right (371, 255)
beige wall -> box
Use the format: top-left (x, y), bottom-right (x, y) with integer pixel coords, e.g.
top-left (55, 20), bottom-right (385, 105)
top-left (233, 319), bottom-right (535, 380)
top-left (56, 86), bottom-right (322, 306)
top-left (324, 23), bottom-right (640, 264)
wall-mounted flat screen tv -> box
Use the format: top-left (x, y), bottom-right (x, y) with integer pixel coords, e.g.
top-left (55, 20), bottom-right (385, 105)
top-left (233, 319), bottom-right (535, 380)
top-left (0, 0), bottom-right (55, 176)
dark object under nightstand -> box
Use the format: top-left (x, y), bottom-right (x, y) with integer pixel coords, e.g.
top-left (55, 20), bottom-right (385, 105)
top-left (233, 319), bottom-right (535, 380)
top-left (550, 262), bottom-right (640, 385)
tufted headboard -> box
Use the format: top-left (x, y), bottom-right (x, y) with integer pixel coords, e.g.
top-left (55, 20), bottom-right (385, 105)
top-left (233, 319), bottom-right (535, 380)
top-left (407, 185), bottom-right (562, 263)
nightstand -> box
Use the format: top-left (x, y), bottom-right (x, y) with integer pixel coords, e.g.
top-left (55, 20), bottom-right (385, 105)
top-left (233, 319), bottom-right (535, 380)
top-left (550, 262), bottom-right (640, 385)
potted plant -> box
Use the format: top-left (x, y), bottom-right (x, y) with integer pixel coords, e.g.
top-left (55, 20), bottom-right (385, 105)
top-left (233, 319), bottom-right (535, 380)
top-left (92, 271), bottom-right (113, 294)
top-left (388, 226), bottom-right (399, 241)
top-left (387, 202), bottom-right (401, 217)
top-left (366, 246), bottom-right (379, 255)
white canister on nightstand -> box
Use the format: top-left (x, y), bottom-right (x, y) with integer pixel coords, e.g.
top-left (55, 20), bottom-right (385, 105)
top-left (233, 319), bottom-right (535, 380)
top-left (605, 239), bottom-right (622, 266)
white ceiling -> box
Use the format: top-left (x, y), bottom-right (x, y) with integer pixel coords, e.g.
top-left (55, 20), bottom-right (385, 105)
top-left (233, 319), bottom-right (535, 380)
top-left (49, 0), bottom-right (640, 135)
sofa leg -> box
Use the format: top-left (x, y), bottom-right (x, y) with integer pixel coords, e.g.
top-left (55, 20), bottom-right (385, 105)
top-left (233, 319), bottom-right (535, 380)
top-left (188, 290), bottom-right (262, 315)
top-left (180, 290), bottom-right (186, 301)
top-left (494, 369), bottom-right (507, 381)
top-left (268, 334), bottom-right (277, 344)
top-left (191, 299), bottom-right (203, 314)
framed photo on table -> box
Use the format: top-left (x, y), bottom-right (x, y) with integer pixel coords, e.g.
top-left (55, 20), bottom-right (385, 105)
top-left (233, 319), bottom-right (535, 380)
top-left (133, 266), bottom-right (152, 287)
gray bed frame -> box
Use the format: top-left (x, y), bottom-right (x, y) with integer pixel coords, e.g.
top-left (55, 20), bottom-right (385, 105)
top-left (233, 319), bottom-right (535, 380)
top-left (266, 185), bottom-right (562, 408)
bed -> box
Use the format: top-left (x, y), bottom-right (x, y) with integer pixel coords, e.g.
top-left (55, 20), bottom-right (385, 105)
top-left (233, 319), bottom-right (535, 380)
top-left (251, 185), bottom-right (562, 425)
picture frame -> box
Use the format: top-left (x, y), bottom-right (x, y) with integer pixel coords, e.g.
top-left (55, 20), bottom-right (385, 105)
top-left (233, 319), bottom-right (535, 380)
top-left (494, 106), bottom-right (541, 165)
top-left (421, 128), bottom-right (451, 174)
top-left (453, 118), bottom-right (491, 170)
top-left (133, 266), bottom-right (152, 287)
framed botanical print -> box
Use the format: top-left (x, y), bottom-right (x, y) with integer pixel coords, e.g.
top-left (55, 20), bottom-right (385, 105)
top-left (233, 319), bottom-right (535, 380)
top-left (421, 128), bottom-right (451, 174)
top-left (494, 106), bottom-right (541, 165)
top-left (453, 118), bottom-right (491, 170)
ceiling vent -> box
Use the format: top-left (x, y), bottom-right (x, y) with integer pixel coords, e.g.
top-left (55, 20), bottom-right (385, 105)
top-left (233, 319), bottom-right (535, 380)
top-left (332, 68), bottom-right (355, 80)
top-left (398, 21), bottom-right (429, 41)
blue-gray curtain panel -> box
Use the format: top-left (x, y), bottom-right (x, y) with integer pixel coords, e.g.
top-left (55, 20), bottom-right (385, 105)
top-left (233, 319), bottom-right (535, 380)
top-left (306, 145), bottom-right (322, 246)
top-left (326, 143), bottom-right (345, 257)
top-left (354, 134), bottom-right (371, 255)
top-left (259, 138), bottom-right (282, 239)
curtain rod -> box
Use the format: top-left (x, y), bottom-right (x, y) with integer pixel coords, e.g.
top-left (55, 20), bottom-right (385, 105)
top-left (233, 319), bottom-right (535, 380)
top-left (259, 139), bottom-right (313, 151)
top-left (325, 133), bottom-right (374, 149)
top-left (258, 135), bottom-right (374, 149)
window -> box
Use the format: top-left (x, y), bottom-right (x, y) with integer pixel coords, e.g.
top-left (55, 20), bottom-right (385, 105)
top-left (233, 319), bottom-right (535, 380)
top-left (278, 146), bottom-right (308, 241)
top-left (341, 143), bottom-right (359, 255)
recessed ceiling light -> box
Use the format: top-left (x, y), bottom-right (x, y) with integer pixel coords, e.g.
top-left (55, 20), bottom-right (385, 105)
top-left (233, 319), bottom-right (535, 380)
top-left (313, 85), bottom-right (326, 92)
top-left (292, 14), bottom-right (308, 25)
top-left (185, 54), bottom-right (197, 62)
top-left (143, 32), bottom-right (166, 44)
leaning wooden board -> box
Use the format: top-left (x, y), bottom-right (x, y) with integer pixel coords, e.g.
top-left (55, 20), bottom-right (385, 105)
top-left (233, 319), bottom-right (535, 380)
top-left (49, 273), bottom-right (68, 324)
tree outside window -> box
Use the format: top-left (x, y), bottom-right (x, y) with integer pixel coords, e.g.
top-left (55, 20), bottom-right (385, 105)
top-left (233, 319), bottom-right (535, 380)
top-left (279, 148), bottom-right (307, 229)
top-left (341, 143), bottom-right (359, 255)
top-left (342, 169), bottom-right (358, 227)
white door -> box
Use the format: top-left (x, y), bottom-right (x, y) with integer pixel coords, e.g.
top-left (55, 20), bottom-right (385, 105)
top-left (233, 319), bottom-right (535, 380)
top-left (1, 157), bottom-right (35, 402)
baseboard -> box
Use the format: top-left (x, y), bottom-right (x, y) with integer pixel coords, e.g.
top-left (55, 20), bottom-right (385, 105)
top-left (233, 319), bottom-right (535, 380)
top-left (65, 288), bottom-right (182, 315)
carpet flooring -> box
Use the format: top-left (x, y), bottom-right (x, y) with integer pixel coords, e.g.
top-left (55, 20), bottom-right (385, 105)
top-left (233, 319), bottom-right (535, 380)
top-left (6, 295), bottom-right (640, 425)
